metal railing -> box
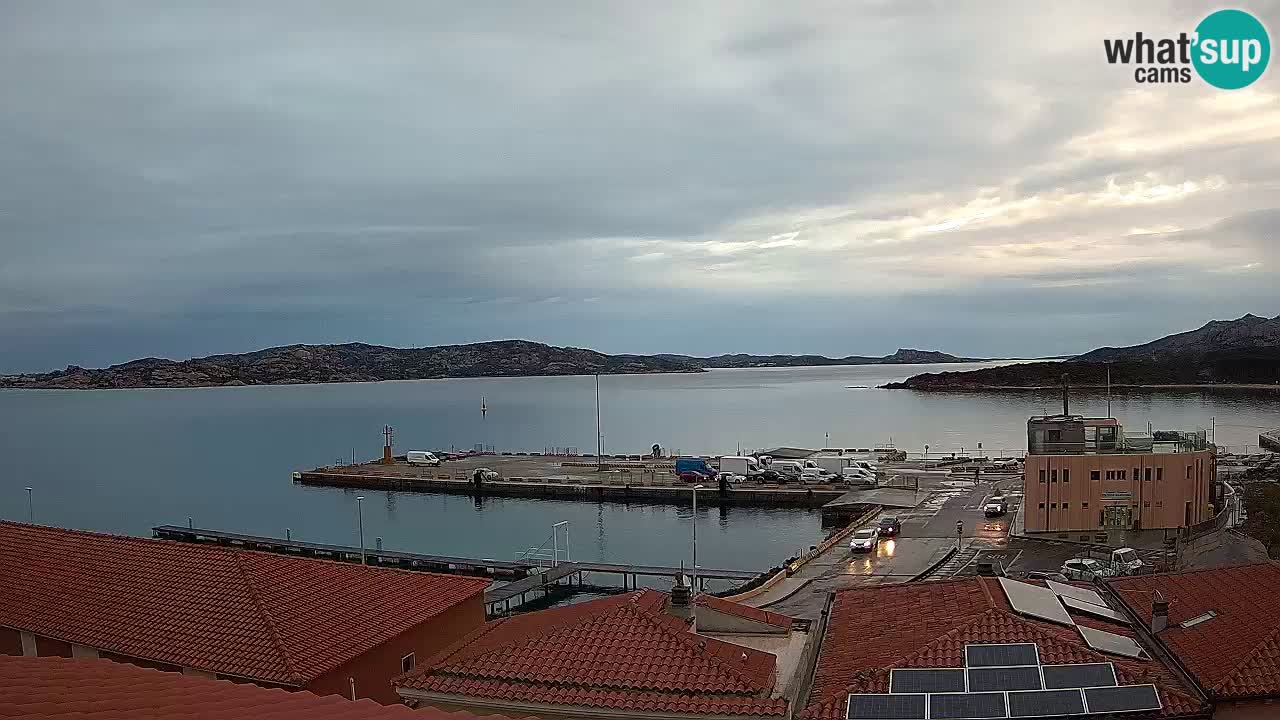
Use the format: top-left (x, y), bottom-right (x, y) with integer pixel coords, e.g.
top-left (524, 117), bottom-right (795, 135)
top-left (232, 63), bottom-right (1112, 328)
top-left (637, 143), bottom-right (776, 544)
top-left (514, 521), bottom-right (570, 568)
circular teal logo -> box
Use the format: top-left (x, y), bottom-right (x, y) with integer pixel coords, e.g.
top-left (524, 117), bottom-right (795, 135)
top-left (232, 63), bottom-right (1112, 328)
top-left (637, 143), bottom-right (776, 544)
top-left (1193, 9), bottom-right (1270, 89)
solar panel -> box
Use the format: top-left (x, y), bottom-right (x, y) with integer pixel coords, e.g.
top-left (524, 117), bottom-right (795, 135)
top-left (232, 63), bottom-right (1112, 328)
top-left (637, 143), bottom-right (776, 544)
top-left (965, 643), bottom-right (1040, 667)
top-left (1077, 625), bottom-right (1149, 659)
top-left (1007, 689), bottom-right (1087, 718)
top-left (1045, 579), bottom-right (1107, 608)
top-left (967, 666), bottom-right (1043, 692)
top-left (889, 668), bottom-right (966, 694)
top-left (846, 693), bottom-right (927, 720)
top-left (1061, 595), bottom-right (1130, 624)
top-left (1041, 663), bottom-right (1118, 690)
top-left (1083, 684), bottom-right (1162, 713)
top-left (998, 577), bottom-right (1075, 626)
top-left (928, 692), bottom-right (1008, 719)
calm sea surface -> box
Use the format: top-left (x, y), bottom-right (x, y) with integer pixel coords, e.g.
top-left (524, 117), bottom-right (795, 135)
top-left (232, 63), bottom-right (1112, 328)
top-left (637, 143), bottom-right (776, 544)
top-left (1, 363), bottom-right (1274, 574)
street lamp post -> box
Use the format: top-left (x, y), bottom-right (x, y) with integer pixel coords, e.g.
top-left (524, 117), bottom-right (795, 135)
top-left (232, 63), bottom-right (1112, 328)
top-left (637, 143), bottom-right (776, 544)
top-left (692, 484), bottom-right (704, 591)
top-left (24, 487), bottom-right (33, 524)
top-left (356, 496), bottom-right (366, 565)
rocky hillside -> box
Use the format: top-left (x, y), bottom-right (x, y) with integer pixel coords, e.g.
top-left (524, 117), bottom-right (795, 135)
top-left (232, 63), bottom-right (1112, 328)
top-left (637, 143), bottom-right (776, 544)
top-left (660, 348), bottom-right (976, 369)
top-left (0, 341), bottom-right (704, 389)
top-left (1075, 313), bottom-right (1280, 362)
top-left (884, 313), bottom-right (1280, 390)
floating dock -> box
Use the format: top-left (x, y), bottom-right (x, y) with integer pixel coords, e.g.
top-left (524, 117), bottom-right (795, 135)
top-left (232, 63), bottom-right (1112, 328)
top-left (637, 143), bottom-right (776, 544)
top-left (153, 524), bottom-right (763, 616)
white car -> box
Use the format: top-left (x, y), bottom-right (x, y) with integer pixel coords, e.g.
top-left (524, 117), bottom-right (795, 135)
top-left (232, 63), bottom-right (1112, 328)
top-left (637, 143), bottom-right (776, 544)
top-left (849, 528), bottom-right (880, 553)
top-left (1060, 558), bottom-right (1115, 581)
top-left (842, 468), bottom-right (877, 487)
top-left (715, 471), bottom-right (745, 484)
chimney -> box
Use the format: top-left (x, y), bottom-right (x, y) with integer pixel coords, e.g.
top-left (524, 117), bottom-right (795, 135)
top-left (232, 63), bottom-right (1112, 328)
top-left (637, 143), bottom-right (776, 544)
top-left (669, 572), bottom-right (695, 628)
top-left (1061, 373), bottom-right (1070, 416)
top-left (1151, 592), bottom-right (1169, 634)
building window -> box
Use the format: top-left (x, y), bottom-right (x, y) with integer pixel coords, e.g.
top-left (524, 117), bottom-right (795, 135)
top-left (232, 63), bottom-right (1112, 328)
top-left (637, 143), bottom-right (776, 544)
top-left (1047, 429), bottom-right (1062, 442)
top-left (1144, 501), bottom-right (1151, 507)
top-left (1090, 470), bottom-right (1100, 481)
top-left (1105, 470), bottom-right (1114, 480)
top-left (1050, 503), bottom-right (1058, 509)
top-left (1156, 467), bottom-right (1163, 481)
top-left (1119, 469), bottom-right (1127, 480)
top-left (1038, 503), bottom-right (1046, 509)
top-left (1039, 470), bottom-right (1046, 483)
top-left (1187, 465), bottom-right (1192, 479)
top-left (1156, 501), bottom-right (1163, 508)
top-left (1145, 468), bottom-right (1152, 482)
top-left (1051, 469), bottom-right (1058, 483)
top-left (1062, 503), bottom-right (1069, 510)
top-left (1082, 502), bottom-right (1089, 509)
top-left (1063, 469), bottom-right (1070, 483)
top-left (401, 653), bottom-right (416, 674)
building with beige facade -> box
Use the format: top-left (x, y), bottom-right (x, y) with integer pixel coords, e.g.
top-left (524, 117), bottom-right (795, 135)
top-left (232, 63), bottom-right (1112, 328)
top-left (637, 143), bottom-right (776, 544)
top-left (1023, 415), bottom-right (1215, 533)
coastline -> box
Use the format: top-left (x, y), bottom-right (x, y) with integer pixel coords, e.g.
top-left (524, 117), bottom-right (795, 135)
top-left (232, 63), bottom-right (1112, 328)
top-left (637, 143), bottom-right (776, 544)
top-left (882, 382), bottom-right (1280, 392)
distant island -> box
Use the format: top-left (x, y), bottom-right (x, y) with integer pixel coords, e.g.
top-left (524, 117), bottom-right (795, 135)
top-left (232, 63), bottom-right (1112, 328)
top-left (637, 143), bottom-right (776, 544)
top-left (884, 313), bottom-right (1280, 391)
top-left (664, 348), bottom-right (979, 369)
top-left (0, 342), bottom-right (978, 390)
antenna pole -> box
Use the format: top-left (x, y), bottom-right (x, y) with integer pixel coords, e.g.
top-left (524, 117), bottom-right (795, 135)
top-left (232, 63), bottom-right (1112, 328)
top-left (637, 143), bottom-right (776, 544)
top-left (1106, 362), bottom-right (1112, 417)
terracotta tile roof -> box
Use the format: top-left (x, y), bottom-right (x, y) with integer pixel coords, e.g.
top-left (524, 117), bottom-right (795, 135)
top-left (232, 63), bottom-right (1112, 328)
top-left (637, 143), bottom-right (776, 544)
top-left (0, 521), bottom-right (488, 685)
top-left (0, 655), bottom-right (510, 720)
top-left (696, 594), bottom-right (794, 630)
top-left (1111, 561), bottom-right (1280, 701)
top-left (397, 589), bottom-right (788, 717)
top-left (802, 577), bottom-right (1209, 720)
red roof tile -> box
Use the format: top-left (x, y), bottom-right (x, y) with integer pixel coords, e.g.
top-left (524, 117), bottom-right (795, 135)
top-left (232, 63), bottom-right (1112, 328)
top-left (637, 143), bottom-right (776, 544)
top-left (1111, 561), bottom-right (1280, 701)
top-left (696, 594), bottom-right (794, 630)
top-left (802, 578), bottom-right (1208, 720)
top-left (397, 590), bottom-right (788, 717)
top-left (0, 655), bottom-right (512, 720)
top-left (0, 521), bottom-right (488, 685)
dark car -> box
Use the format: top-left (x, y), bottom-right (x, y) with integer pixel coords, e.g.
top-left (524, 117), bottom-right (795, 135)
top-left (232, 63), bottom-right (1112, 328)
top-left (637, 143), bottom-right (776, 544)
top-left (877, 516), bottom-right (902, 536)
top-left (759, 469), bottom-right (786, 484)
top-left (678, 471), bottom-right (705, 483)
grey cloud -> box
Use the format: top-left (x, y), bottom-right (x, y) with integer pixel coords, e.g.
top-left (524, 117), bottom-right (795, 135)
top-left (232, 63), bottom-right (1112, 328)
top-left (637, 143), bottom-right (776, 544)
top-left (1, 1), bottom-right (1278, 370)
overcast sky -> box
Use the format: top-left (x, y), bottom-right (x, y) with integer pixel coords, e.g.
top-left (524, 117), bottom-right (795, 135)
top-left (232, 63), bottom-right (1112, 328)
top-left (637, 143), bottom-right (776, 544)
top-left (2, 1), bottom-right (1278, 371)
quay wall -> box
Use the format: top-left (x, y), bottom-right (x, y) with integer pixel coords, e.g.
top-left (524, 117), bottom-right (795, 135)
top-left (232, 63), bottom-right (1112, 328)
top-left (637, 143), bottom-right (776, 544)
top-left (295, 471), bottom-right (843, 508)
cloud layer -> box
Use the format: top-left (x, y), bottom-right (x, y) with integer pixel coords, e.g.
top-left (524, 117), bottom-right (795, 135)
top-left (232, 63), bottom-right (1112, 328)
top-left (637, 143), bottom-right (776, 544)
top-left (2, 1), bottom-right (1278, 370)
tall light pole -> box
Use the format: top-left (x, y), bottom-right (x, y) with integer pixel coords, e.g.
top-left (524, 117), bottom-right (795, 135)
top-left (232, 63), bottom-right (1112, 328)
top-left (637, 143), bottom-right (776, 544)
top-left (24, 487), bottom-right (33, 524)
top-left (692, 484), bottom-right (704, 591)
top-left (356, 496), bottom-right (366, 565)
top-left (595, 374), bottom-right (603, 470)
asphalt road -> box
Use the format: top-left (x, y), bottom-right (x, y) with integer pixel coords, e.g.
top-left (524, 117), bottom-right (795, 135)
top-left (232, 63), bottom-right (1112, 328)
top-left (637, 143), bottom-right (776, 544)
top-left (764, 473), bottom-right (1024, 618)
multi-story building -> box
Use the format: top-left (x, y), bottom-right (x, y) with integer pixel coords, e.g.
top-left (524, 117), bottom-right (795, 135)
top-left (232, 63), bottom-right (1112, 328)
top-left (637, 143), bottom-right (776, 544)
top-left (1022, 415), bottom-right (1216, 533)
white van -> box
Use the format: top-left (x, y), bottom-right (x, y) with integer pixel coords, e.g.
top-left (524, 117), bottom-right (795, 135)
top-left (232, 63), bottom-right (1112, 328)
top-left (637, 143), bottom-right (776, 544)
top-left (770, 460), bottom-right (804, 478)
top-left (406, 451), bottom-right (441, 467)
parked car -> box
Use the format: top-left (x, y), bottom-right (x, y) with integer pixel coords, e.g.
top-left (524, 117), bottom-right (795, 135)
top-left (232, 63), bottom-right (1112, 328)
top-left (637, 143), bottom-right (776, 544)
top-left (715, 471), bottom-right (745, 484)
top-left (759, 469), bottom-right (785, 484)
top-left (983, 495), bottom-right (1009, 517)
top-left (877, 516), bottom-right (902, 537)
top-left (1060, 558), bottom-right (1116, 581)
top-left (849, 528), bottom-right (880, 553)
top-left (678, 471), bottom-right (705, 483)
